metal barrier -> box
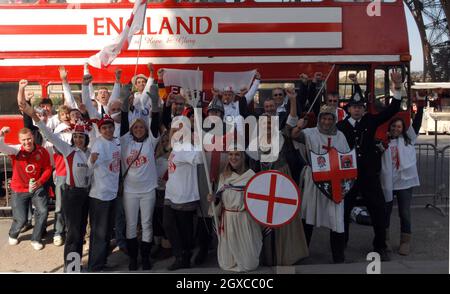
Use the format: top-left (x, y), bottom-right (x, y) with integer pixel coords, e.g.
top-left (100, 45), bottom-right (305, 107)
top-left (429, 145), bottom-right (450, 216)
top-left (414, 143), bottom-right (439, 199)
top-left (414, 143), bottom-right (449, 216)
top-left (0, 153), bottom-right (12, 217)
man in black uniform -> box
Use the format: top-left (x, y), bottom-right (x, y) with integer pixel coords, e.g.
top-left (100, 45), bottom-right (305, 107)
top-left (337, 70), bottom-right (404, 260)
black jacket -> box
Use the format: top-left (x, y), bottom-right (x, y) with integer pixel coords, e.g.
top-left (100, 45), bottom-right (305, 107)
top-left (337, 98), bottom-right (401, 177)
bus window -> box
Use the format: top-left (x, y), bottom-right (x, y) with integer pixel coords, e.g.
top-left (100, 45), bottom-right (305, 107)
top-left (48, 84), bottom-right (82, 111)
top-left (374, 68), bottom-right (387, 101)
top-left (256, 81), bottom-right (295, 110)
top-left (338, 69), bottom-right (367, 101)
top-left (0, 83), bottom-right (41, 115)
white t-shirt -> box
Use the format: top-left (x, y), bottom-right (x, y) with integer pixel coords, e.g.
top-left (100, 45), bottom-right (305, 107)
top-left (88, 136), bottom-right (121, 201)
top-left (165, 144), bottom-right (203, 204)
top-left (121, 133), bottom-right (159, 194)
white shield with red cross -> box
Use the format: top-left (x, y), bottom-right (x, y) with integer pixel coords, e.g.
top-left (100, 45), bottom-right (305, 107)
top-left (310, 148), bottom-right (357, 204)
top-left (244, 171), bottom-right (301, 228)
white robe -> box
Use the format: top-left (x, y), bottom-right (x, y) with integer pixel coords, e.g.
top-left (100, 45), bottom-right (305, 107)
top-left (298, 127), bottom-right (350, 233)
top-left (216, 169), bottom-right (262, 272)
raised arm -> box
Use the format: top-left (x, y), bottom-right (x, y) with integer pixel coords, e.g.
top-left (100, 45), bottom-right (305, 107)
top-left (17, 80), bottom-right (34, 130)
top-left (0, 127), bottom-right (20, 156)
top-left (372, 70), bottom-right (403, 127)
top-left (244, 71), bottom-right (261, 105)
top-left (59, 66), bottom-right (78, 109)
top-left (82, 74), bottom-right (101, 120)
top-left (19, 100), bottom-right (72, 156)
top-left (134, 63), bottom-right (155, 109)
top-left (148, 83), bottom-right (161, 139)
top-left (108, 68), bottom-right (122, 105)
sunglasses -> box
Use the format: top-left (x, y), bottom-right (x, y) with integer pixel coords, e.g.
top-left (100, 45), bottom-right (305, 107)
top-left (328, 99), bottom-right (338, 103)
top-left (273, 93), bottom-right (283, 97)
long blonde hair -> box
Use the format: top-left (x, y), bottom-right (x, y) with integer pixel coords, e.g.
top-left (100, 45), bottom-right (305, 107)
top-left (222, 151), bottom-right (248, 179)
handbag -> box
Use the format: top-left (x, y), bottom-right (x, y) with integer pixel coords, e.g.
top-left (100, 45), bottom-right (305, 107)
top-left (118, 142), bottom-right (144, 197)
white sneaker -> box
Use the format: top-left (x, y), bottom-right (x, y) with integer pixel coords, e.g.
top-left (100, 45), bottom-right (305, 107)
top-left (31, 241), bottom-right (43, 251)
top-left (53, 236), bottom-right (63, 246)
top-left (8, 237), bottom-right (18, 246)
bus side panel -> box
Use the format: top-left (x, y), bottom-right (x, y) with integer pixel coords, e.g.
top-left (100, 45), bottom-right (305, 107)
top-left (0, 115), bottom-right (24, 145)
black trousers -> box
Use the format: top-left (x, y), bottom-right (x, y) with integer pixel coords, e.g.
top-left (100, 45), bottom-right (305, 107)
top-left (153, 190), bottom-right (166, 238)
top-left (302, 221), bottom-right (345, 263)
top-left (344, 175), bottom-right (387, 250)
top-left (88, 197), bottom-right (115, 272)
top-left (195, 216), bottom-right (213, 251)
top-left (62, 186), bottom-right (89, 271)
top-left (162, 205), bottom-right (195, 257)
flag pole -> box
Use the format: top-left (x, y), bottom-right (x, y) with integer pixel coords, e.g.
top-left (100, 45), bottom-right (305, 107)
top-left (133, 2), bottom-right (148, 77)
top-left (192, 67), bottom-right (220, 237)
top-left (306, 64), bottom-right (336, 114)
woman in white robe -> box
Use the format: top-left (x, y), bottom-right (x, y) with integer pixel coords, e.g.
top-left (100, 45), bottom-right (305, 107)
top-left (208, 150), bottom-right (262, 272)
top-left (292, 105), bottom-right (350, 263)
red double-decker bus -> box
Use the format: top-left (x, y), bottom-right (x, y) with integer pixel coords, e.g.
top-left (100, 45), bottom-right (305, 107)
top-left (0, 0), bottom-right (411, 143)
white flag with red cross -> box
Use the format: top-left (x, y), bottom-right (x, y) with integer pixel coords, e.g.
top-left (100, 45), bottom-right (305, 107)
top-left (244, 171), bottom-right (301, 228)
top-left (88, 0), bottom-right (148, 69)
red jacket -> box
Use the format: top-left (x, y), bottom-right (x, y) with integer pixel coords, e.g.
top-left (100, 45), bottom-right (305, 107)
top-left (9, 144), bottom-right (52, 193)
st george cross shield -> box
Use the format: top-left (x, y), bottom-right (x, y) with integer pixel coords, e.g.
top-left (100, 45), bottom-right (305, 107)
top-left (310, 148), bottom-right (357, 204)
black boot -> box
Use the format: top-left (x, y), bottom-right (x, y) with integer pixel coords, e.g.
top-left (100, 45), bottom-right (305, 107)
top-left (194, 247), bottom-right (208, 265)
top-left (126, 238), bottom-right (139, 271)
top-left (330, 231), bottom-right (345, 263)
top-left (167, 255), bottom-right (184, 271)
top-left (141, 241), bottom-right (153, 270)
top-left (182, 250), bottom-right (192, 268)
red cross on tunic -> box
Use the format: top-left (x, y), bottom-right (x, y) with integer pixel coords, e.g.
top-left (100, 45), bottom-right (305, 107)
top-left (322, 137), bottom-right (332, 151)
top-left (246, 174), bottom-right (298, 224)
top-left (312, 146), bottom-right (357, 204)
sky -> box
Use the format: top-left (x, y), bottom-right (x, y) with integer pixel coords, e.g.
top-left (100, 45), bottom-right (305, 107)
top-left (404, 2), bottom-right (424, 72)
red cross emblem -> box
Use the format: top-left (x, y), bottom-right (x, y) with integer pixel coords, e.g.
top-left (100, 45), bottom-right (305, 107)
top-left (244, 171), bottom-right (301, 228)
top-left (311, 147), bottom-right (358, 204)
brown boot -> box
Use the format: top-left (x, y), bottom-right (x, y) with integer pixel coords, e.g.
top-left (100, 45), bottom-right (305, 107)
top-left (398, 233), bottom-right (411, 256)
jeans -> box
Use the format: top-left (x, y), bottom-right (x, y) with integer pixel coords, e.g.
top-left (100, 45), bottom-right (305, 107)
top-left (63, 186), bottom-right (89, 271)
top-left (54, 175), bottom-right (66, 237)
top-left (385, 188), bottom-right (413, 234)
top-left (88, 197), bottom-right (115, 272)
top-left (9, 188), bottom-right (48, 242)
top-left (123, 190), bottom-right (156, 242)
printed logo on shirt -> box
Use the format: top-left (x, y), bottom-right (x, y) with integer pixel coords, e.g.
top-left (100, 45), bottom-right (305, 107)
top-left (168, 153), bottom-right (176, 174)
top-left (109, 151), bottom-right (121, 173)
top-left (126, 149), bottom-right (148, 168)
top-left (25, 164), bottom-right (36, 174)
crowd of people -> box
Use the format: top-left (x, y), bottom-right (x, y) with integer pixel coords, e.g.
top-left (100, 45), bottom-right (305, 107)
top-left (0, 64), bottom-right (422, 272)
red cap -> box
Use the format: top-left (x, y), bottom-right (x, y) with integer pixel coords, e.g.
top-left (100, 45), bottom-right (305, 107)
top-left (96, 115), bottom-right (114, 129)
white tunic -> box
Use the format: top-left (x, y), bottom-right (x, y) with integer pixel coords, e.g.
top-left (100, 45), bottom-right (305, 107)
top-left (120, 133), bottom-right (159, 194)
top-left (88, 136), bottom-right (121, 201)
top-left (298, 127), bottom-right (350, 233)
top-left (216, 169), bottom-right (262, 272)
